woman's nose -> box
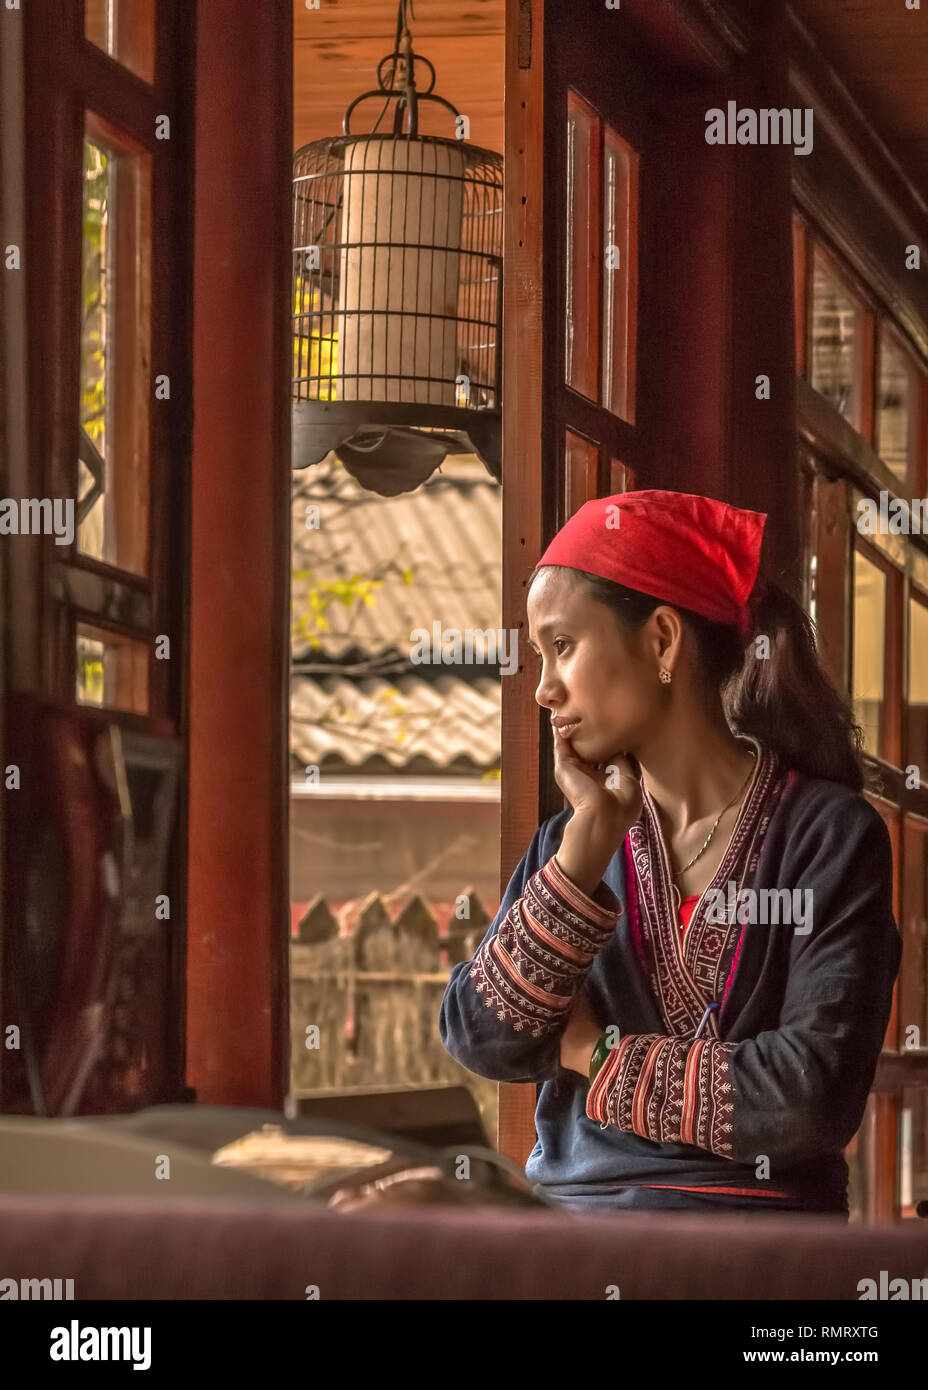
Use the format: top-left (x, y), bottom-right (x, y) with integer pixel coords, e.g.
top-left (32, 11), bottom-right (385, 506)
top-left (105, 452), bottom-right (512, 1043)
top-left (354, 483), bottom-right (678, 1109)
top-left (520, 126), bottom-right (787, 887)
top-left (534, 669), bottom-right (562, 710)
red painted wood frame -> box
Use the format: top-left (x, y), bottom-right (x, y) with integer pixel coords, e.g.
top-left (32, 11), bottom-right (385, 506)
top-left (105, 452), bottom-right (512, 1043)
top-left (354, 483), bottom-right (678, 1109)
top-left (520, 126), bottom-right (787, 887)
top-left (850, 538), bottom-right (903, 772)
top-left (876, 321), bottom-right (928, 498)
top-left (18, 0), bottom-right (292, 1111)
top-left (18, 0), bottom-right (192, 1107)
top-left (186, 0), bottom-right (292, 1108)
top-left (800, 470), bottom-right (928, 1218)
top-left (497, 0), bottom-right (546, 1166)
top-left (546, 8), bottom-right (654, 537)
top-left (22, 0), bottom-right (188, 721)
top-left (804, 463), bottom-right (928, 1215)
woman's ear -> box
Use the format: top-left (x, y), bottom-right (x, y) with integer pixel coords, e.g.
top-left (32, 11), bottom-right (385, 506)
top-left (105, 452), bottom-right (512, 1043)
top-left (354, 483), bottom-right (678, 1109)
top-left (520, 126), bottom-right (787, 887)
top-left (649, 605), bottom-right (682, 665)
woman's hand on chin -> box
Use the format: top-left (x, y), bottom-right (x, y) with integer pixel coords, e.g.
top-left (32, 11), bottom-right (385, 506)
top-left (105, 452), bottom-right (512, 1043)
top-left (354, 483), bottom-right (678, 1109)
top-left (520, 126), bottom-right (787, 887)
top-left (551, 736), bottom-right (640, 897)
top-left (553, 733), bottom-right (642, 835)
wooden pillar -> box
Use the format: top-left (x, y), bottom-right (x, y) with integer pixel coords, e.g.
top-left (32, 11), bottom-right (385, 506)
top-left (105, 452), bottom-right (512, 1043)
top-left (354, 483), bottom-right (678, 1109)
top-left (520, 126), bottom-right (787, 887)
top-left (645, 80), bottom-right (734, 500)
top-left (498, 0), bottom-right (546, 1166)
top-left (729, 2), bottom-right (801, 592)
top-left (186, 0), bottom-right (292, 1107)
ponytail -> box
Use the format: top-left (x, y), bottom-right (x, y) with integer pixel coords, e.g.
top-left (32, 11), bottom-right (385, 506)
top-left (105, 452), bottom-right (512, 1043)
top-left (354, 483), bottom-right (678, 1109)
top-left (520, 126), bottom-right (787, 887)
top-left (726, 582), bottom-right (865, 792)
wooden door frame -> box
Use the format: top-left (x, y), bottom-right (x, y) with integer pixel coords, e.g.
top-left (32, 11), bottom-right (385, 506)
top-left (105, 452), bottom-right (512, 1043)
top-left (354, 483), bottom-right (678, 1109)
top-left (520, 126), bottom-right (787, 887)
top-left (185, 0), bottom-right (293, 1108)
top-left (497, 0), bottom-right (546, 1163)
top-left (9, 0), bottom-right (195, 1110)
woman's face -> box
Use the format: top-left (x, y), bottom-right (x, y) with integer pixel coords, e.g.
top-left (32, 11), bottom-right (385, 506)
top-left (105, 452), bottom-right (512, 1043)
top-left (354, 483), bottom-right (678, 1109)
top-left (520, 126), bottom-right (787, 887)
top-left (526, 567), bottom-right (669, 764)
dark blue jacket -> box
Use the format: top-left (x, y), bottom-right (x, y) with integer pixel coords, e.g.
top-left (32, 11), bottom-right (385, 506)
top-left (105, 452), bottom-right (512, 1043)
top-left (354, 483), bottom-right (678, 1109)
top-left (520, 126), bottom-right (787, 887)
top-left (439, 775), bottom-right (901, 1214)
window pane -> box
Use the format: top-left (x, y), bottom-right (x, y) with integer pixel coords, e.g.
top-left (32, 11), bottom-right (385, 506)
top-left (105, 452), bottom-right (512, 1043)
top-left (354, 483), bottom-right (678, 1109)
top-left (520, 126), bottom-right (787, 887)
top-left (85, 0), bottom-right (155, 85)
top-left (852, 550), bottom-right (886, 756)
top-left (900, 1089), bottom-right (928, 1218)
top-left (793, 216), bottom-right (807, 373)
top-left (565, 91), bottom-right (599, 401)
top-left (901, 818), bottom-right (928, 1063)
top-left (798, 463), bottom-right (816, 624)
top-left (909, 597), bottom-right (928, 769)
top-left (76, 623), bottom-right (149, 715)
top-left (811, 249), bottom-right (867, 432)
top-left (79, 126), bottom-right (151, 575)
top-left (845, 1124), bottom-right (863, 1222)
top-left (609, 458), bottom-right (634, 493)
top-left (565, 431), bottom-right (598, 520)
top-left (601, 126), bottom-right (638, 422)
top-left (878, 329), bottom-right (917, 484)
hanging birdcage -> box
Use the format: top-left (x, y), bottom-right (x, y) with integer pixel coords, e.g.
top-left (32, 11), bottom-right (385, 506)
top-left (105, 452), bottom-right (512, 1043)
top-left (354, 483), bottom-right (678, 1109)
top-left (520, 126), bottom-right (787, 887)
top-left (291, 4), bottom-right (503, 496)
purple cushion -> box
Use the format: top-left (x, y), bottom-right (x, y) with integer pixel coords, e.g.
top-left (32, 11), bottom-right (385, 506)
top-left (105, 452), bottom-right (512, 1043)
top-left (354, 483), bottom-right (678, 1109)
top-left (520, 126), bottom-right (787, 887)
top-left (1, 1196), bottom-right (927, 1299)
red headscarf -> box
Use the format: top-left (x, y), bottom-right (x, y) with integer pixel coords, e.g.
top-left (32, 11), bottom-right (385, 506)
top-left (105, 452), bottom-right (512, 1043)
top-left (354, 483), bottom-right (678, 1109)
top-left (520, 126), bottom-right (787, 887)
top-left (535, 490), bottom-right (767, 641)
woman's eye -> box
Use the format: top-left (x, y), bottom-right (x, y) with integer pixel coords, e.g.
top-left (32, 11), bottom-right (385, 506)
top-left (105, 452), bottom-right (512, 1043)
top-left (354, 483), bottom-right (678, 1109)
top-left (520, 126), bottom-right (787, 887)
top-left (554, 639), bottom-right (570, 655)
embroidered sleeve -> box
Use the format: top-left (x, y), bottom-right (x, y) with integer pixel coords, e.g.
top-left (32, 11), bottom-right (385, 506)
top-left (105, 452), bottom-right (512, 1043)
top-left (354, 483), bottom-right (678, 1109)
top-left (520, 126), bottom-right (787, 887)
top-left (586, 1035), bottom-right (738, 1158)
top-left (468, 854), bottom-right (622, 1039)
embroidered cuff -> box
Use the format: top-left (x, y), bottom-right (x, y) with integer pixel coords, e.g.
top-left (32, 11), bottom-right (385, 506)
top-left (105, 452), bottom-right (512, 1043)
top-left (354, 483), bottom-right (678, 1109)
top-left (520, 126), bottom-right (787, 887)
top-left (586, 1033), bottom-right (737, 1158)
top-left (468, 856), bottom-right (622, 1038)
top-left (546, 853), bottom-right (623, 925)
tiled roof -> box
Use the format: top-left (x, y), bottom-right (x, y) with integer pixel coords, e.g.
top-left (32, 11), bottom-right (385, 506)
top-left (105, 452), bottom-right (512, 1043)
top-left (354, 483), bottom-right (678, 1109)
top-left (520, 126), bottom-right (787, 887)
top-left (291, 452), bottom-right (501, 662)
top-left (290, 672), bottom-right (501, 772)
top-left (290, 453), bottom-right (502, 774)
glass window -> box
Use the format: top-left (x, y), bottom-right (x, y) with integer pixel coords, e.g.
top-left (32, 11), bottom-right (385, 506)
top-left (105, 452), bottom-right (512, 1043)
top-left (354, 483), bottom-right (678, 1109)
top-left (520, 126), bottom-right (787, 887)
top-left (565, 431), bottom-right (598, 520)
top-left (811, 248), bottom-right (868, 434)
top-left (601, 126), bottom-right (638, 422)
top-left (565, 91), bottom-right (599, 402)
top-left (79, 124), bottom-right (152, 575)
top-left (85, 0), bottom-right (156, 85)
top-left (901, 818), bottom-right (928, 1065)
top-left (909, 596), bottom-right (928, 771)
top-left (609, 458), bottom-right (635, 493)
top-left (878, 328), bottom-right (919, 485)
top-left (900, 1089), bottom-right (928, 1218)
top-left (76, 623), bottom-right (149, 715)
top-left (852, 548), bottom-right (886, 756)
top-left (846, 1124), bottom-right (863, 1222)
top-left (793, 216), bottom-right (807, 372)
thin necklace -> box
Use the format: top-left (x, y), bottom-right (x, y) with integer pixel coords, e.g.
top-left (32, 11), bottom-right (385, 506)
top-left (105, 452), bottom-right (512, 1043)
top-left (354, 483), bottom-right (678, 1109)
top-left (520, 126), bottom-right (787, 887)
top-left (668, 751), bottom-right (757, 909)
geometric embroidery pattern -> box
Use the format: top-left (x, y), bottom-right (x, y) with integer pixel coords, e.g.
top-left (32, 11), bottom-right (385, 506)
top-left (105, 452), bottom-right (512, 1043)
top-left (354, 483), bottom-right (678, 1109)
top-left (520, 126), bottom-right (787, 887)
top-left (469, 853), bottom-right (621, 1038)
top-left (586, 1032), bottom-right (739, 1156)
top-left (585, 737), bottom-right (795, 1158)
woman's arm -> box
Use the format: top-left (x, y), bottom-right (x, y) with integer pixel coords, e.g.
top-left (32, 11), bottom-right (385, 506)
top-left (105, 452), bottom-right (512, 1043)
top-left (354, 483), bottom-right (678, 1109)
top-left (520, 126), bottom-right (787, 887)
top-left (438, 812), bottom-right (624, 1084)
top-left (586, 797), bottom-right (902, 1171)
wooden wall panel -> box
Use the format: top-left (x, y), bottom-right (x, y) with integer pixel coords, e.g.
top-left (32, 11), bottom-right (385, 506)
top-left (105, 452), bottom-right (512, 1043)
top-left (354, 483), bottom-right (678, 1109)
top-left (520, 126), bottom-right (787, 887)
top-left (809, 472), bottom-right (850, 691)
top-left (294, 0), bottom-right (502, 41)
top-left (497, 0), bottom-right (545, 1168)
top-left (728, 3), bottom-right (800, 591)
top-left (797, 0), bottom-right (928, 192)
top-left (293, 1), bottom-right (504, 155)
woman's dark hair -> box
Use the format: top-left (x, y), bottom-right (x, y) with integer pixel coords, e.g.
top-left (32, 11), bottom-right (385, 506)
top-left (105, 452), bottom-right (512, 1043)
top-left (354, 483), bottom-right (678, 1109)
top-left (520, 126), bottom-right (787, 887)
top-left (529, 565), bottom-right (867, 792)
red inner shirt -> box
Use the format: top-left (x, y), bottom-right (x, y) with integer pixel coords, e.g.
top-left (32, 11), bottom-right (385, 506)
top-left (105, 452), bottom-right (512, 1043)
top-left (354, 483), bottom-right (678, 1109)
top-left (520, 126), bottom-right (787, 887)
top-left (678, 894), bottom-right (700, 935)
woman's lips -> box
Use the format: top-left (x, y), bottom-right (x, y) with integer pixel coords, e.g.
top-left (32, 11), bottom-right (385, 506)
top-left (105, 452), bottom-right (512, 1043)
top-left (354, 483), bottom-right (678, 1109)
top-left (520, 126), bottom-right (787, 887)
top-left (553, 720), bottom-right (581, 738)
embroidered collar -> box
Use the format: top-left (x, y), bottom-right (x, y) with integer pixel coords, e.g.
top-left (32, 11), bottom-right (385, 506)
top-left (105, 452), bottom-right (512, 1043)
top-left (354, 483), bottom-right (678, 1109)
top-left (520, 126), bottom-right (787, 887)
top-left (626, 735), bottom-right (784, 1037)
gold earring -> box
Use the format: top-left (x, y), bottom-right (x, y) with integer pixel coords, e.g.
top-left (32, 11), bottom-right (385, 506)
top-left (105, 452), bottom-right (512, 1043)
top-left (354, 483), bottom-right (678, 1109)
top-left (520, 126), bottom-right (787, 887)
top-left (658, 667), bottom-right (672, 685)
